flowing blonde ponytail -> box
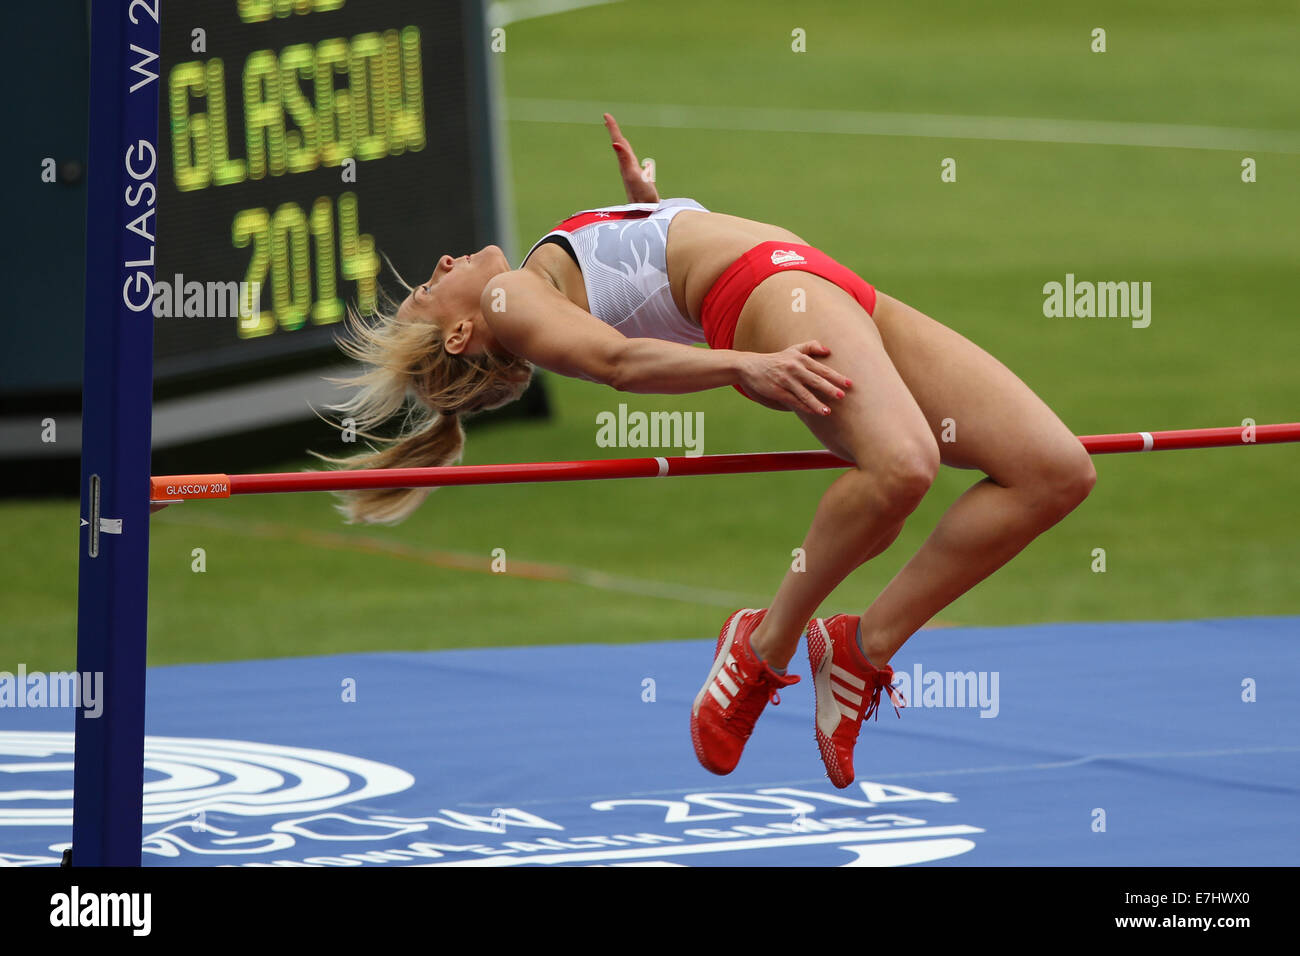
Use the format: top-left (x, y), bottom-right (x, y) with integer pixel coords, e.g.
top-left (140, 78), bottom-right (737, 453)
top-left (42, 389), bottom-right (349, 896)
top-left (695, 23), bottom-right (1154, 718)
top-left (311, 272), bottom-right (532, 525)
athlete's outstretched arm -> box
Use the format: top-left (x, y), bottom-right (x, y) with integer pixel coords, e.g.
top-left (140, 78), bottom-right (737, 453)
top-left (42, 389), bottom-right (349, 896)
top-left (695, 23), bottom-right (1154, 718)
top-left (483, 269), bottom-right (850, 414)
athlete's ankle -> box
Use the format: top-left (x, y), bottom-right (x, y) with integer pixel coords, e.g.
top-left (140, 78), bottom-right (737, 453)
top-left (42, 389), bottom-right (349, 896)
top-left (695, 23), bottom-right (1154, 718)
top-left (748, 620), bottom-right (794, 672)
top-left (855, 620), bottom-right (891, 669)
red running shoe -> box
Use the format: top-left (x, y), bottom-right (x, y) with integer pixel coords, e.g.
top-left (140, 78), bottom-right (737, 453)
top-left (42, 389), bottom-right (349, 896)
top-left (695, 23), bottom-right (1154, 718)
top-left (691, 609), bottom-right (800, 775)
top-left (806, 614), bottom-right (905, 788)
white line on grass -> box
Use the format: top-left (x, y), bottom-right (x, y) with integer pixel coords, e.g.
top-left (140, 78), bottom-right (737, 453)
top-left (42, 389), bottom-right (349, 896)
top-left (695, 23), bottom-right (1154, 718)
top-left (159, 511), bottom-right (962, 626)
top-left (508, 97), bottom-right (1300, 154)
top-left (159, 511), bottom-right (761, 609)
top-left (490, 0), bottom-right (620, 27)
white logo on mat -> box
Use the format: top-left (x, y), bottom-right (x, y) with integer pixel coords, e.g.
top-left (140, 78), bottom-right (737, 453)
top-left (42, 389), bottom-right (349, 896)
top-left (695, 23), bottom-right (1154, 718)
top-left (0, 731), bottom-right (414, 827)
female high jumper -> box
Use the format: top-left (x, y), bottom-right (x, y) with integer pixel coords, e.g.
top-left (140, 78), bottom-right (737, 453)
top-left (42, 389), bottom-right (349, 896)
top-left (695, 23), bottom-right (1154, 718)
top-left (324, 114), bottom-right (1096, 788)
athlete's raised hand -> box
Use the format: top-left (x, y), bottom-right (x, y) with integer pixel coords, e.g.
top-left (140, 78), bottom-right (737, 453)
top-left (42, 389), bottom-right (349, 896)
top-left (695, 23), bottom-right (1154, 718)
top-left (604, 113), bottom-right (660, 204)
top-left (737, 342), bottom-right (852, 416)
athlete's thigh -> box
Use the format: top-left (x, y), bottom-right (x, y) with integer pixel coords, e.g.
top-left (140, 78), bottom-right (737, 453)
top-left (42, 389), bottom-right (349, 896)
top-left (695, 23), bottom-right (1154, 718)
top-left (733, 274), bottom-right (934, 468)
top-left (868, 291), bottom-right (1087, 482)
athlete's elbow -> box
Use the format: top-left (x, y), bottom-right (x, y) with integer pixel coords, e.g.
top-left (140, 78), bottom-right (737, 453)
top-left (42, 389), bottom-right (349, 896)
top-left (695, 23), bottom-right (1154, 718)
top-left (601, 342), bottom-right (635, 392)
top-left (604, 361), bottom-right (634, 393)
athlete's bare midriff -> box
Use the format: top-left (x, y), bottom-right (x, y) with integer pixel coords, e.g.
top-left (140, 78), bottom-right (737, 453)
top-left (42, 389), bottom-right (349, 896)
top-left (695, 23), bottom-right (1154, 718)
top-left (522, 209), bottom-right (808, 330)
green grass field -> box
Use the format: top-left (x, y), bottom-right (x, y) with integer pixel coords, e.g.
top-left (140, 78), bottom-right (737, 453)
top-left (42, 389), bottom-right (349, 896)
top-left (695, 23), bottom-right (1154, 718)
top-left (3, 0), bottom-right (1297, 669)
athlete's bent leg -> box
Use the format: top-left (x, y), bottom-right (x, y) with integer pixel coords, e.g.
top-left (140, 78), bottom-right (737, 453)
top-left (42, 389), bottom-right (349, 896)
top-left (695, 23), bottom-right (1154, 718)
top-left (733, 273), bottom-right (940, 671)
top-left (849, 291), bottom-right (1096, 663)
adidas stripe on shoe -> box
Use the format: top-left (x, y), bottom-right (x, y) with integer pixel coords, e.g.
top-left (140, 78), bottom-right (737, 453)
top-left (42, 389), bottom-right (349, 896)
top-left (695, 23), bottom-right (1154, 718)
top-left (806, 614), bottom-right (905, 788)
top-left (690, 609), bottom-right (800, 775)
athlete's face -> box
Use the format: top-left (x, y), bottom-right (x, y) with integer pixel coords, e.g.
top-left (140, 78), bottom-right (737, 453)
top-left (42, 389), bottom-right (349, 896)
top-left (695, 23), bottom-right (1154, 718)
top-left (403, 244), bottom-right (511, 356)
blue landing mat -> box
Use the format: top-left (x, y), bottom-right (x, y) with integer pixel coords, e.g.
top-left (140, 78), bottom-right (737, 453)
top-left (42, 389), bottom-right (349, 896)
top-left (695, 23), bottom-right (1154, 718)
top-left (2, 617), bottom-right (1297, 866)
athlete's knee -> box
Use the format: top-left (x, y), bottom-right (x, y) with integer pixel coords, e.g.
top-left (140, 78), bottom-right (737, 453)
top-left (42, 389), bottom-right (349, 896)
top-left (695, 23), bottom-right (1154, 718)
top-left (1061, 452), bottom-right (1098, 510)
top-left (858, 436), bottom-right (939, 519)
top-left (1025, 445), bottom-right (1096, 520)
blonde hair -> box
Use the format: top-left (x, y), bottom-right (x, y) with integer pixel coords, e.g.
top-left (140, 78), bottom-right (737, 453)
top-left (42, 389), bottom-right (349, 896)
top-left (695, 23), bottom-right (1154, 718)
top-left (312, 266), bottom-right (533, 525)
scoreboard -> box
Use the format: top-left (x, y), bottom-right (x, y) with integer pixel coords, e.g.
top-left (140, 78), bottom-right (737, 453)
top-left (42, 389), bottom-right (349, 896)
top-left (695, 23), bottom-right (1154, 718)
top-left (154, 0), bottom-right (503, 387)
top-left (0, 0), bottom-right (524, 491)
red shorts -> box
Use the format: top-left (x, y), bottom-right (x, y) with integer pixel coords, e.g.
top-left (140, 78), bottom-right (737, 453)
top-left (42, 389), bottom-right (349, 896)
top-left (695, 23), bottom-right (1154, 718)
top-left (699, 241), bottom-right (877, 401)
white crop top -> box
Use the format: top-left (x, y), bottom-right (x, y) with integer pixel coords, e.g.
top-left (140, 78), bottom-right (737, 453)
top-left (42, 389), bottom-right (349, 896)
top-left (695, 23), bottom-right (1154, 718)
top-left (520, 197), bottom-right (709, 345)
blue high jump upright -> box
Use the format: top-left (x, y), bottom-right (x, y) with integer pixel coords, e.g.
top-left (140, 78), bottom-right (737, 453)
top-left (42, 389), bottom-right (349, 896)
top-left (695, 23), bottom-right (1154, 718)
top-left (71, 0), bottom-right (160, 866)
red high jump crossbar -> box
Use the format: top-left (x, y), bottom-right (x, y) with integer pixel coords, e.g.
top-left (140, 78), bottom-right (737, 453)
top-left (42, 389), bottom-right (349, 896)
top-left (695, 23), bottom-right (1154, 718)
top-left (149, 423), bottom-right (1300, 501)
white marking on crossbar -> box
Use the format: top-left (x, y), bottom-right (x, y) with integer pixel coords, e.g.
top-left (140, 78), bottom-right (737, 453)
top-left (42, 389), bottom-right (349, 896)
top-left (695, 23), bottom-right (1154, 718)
top-left (1140, 431), bottom-right (1154, 451)
top-left (655, 457), bottom-right (669, 477)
